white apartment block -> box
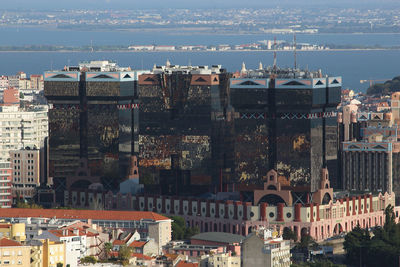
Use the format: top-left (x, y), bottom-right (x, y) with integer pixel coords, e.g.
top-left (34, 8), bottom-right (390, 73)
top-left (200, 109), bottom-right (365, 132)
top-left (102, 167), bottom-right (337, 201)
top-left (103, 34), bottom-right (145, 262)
top-left (0, 105), bottom-right (48, 161)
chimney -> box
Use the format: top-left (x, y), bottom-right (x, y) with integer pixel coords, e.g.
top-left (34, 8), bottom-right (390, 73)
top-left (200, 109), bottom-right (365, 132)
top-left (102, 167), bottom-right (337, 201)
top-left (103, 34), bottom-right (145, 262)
top-left (73, 228), bottom-right (79, 236)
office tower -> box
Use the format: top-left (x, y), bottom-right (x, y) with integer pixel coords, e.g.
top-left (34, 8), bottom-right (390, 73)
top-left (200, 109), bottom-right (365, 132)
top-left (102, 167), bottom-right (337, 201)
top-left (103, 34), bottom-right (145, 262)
top-left (138, 64), bottom-right (232, 194)
top-left (44, 61), bottom-right (147, 198)
top-left (230, 68), bottom-right (341, 192)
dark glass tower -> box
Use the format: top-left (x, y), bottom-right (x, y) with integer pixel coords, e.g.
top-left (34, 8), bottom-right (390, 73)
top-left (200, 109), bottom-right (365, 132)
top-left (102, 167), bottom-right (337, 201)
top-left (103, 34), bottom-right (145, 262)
top-left (44, 61), bottom-right (145, 200)
top-left (230, 68), bottom-right (341, 192)
top-left (137, 65), bottom-right (232, 194)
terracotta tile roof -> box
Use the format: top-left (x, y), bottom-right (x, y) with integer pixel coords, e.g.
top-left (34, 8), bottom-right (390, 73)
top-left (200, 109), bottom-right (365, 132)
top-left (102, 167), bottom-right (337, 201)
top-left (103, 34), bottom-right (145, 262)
top-left (0, 224), bottom-right (11, 229)
top-left (0, 238), bottom-right (22, 247)
top-left (131, 253), bottom-right (152, 260)
top-left (49, 227), bottom-right (99, 238)
top-left (129, 241), bottom-right (147, 248)
top-left (49, 229), bottom-right (79, 237)
top-left (164, 253), bottom-right (180, 260)
top-left (112, 240), bottom-right (126, 246)
top-left (0, 208), bottom-right (169, 222)
top-left (176, 261), bottom-right (198, 267)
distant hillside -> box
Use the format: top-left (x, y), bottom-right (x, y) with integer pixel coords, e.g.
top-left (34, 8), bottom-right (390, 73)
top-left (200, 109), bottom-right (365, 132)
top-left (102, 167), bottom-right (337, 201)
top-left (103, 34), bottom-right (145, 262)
top-left (367, 76), bottom-right (400, 95)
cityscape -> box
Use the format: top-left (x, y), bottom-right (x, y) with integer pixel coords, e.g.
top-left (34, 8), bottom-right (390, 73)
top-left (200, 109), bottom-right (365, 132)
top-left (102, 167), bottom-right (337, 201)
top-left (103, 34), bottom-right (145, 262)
top-left (0, 1), bottom-right (400, 267)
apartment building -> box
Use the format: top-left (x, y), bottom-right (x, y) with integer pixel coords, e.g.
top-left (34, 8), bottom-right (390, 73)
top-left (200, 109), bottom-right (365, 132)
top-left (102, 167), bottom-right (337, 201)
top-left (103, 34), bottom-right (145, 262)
top-left (10, 148), bottom-right (41, 200)
top-left (0, 238), bottom-right (30, 266)
top-left (0, 105), bottom-right (48, 161)
top-left (0, 162), bottom-right (12, 208)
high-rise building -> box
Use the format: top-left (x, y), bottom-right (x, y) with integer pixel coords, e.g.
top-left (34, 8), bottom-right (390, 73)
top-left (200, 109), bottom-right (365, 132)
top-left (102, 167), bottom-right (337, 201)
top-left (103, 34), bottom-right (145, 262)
top-left (0, 105), bottom-right (48, 161)
top-left (44, 61), bottom-right (147, 199)
top-left (0, 162), bottom-right (12, 208)
top-left (137, 63), bottom-right (231, 194)
top-left (230, 68), bottom-right (341, 191)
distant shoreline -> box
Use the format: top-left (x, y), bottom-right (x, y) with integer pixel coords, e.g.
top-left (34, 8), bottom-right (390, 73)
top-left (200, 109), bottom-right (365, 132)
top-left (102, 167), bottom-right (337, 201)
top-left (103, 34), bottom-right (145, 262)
top-left (0, 48), bottom-right (399, 53)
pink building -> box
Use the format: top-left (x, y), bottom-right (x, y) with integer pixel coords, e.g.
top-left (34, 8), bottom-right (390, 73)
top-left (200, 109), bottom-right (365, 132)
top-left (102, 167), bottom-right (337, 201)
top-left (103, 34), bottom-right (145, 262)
top-left (136, 169), bottom-right (397, 242)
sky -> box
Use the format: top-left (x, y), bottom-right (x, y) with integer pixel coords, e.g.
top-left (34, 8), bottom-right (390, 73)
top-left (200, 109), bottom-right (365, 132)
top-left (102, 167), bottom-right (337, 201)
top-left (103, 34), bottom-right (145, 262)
top-left (2, 0), bottom-right (400, 9)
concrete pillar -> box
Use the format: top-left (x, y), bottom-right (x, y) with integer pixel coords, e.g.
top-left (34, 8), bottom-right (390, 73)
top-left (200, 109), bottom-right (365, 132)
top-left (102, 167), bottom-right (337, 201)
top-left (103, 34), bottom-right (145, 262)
top-left (277, 203), bottom-right (284, 222)
top-left (295, 203), bottom-right (302, 222)
top-left (260, 203), bottom-right (267, 221)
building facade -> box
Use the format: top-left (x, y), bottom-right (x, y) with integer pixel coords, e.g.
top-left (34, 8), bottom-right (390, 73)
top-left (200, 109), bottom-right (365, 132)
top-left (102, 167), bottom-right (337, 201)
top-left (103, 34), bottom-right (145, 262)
top-left (137, 63), bottom-right (231, 193)
top-left (230, 68), bottom-right (341, 190)
top-left (0, 105), bottom-right (48, 161)
top-left (10, 148), bottom-right (41, 200)
top-left (44, 61), bottom-right (147, 201)
top-left (0, 162), bottom-right (12, 208)
top-left (0, 238), bottom-right (30, 266)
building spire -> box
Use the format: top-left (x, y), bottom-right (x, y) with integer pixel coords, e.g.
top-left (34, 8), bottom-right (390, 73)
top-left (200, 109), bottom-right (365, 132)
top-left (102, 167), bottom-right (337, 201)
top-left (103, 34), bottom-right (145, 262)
top-left (241, 62), bottom-right (247, 73)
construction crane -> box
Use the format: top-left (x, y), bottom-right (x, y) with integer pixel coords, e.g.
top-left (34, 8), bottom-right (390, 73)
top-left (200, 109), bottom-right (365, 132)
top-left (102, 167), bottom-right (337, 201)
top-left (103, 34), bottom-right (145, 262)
top-left (360, 79), bottom-right (389, 87)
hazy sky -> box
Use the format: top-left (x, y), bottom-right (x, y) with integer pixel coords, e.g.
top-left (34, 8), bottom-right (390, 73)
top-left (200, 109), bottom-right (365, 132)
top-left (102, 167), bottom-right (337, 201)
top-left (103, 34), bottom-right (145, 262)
top-left (2, 0), bottom-right (400, 9)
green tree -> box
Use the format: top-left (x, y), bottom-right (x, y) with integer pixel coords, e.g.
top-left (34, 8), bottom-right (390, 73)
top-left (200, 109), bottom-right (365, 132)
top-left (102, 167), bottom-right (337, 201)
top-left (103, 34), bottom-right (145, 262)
top-left (282, 227), bottom-right (297, 241)
top-left (184, 225), bottom-right (200, 239)
top-left (56, 263), bottom-right (63, 267)
top-left (343, 205), bottom-right (400, 267)
top-left (19, 92), bottom-right (24, 99)
top-left (80, 256), bottom-right (97, 264)
top-left (104, 242), bottom-right (113, 259)
top-left (118, 245), bottom-right (132, 266)
top-left (171, 216), bottom-right (186, 240)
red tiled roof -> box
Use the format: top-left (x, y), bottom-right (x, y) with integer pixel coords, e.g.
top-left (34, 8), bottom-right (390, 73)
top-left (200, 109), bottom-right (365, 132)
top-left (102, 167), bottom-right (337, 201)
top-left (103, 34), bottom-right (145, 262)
top-left (132, 253), bottom-right (152, 260)
top-left (0, 238), bottom-right (22, 247)
top-left (176, 261), bottom-right (198, 267)
top-left (129, 241), bottom-right (147, 248)
top-left (0, 224), bottom-right (11, 229)
top-left (50, 227), bottom-right (99, 237)
top-left (113, 240), bottom-right (126, 246)
top-left (0, 208), bottom-right (169, 222)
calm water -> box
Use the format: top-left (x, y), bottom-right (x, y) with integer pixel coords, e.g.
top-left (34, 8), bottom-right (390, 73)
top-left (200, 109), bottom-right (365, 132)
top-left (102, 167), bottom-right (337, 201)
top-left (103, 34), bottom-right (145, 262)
top-left (1, 27), bottom-right (400, 47)
top-left (0, 50), bottom-right (399, 92)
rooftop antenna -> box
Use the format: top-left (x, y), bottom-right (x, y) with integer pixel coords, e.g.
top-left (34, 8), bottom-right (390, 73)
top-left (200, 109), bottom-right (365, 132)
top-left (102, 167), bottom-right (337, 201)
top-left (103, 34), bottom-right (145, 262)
top-left (273, 36), bottom-right (277, 71)
top-left (293, 33), bottom-right (297, 70)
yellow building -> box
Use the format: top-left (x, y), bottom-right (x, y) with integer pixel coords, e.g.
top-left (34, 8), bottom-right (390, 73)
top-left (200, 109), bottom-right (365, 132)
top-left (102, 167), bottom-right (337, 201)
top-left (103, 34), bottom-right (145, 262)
top-left (0, 238), bottom-right (30, 266)
top-left (0, 223), bottom-right (26, 242)
top-left (30, 239), bottom-right (66, 267)
top-left (43, 239), bottom-right (66, 267)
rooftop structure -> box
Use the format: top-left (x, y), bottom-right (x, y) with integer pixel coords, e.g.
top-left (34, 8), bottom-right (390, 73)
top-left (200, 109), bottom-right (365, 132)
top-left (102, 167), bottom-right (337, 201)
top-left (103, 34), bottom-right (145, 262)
top-left (152, 61), bottom-right (223, 75)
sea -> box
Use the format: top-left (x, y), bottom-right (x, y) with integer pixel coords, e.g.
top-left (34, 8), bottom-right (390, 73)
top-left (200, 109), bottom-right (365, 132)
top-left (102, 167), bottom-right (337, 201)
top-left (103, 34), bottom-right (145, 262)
top-left (1, 27), bottom-right (400, 92)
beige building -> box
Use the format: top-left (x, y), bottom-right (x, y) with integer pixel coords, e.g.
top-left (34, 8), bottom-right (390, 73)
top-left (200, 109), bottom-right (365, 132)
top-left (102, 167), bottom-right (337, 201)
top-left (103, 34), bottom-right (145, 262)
top-left (203, 252), bottom-right (241, 267)
top-left (29, 238), bottom-right (66, 267)
top-left (43, 239), bottom-right (66, 267)
top-left (10, 148), bottom-right (42, 200)
top-left (30, 75), bottom-right (44, 92)
top-left (0, 223), bottom-right (26, 242)
top-left (0, 237), bottom-right (30, 266)
top-left (148, 220), bottom-right (172, 254)
top-left (242, 233), bottom-right (291, 267)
